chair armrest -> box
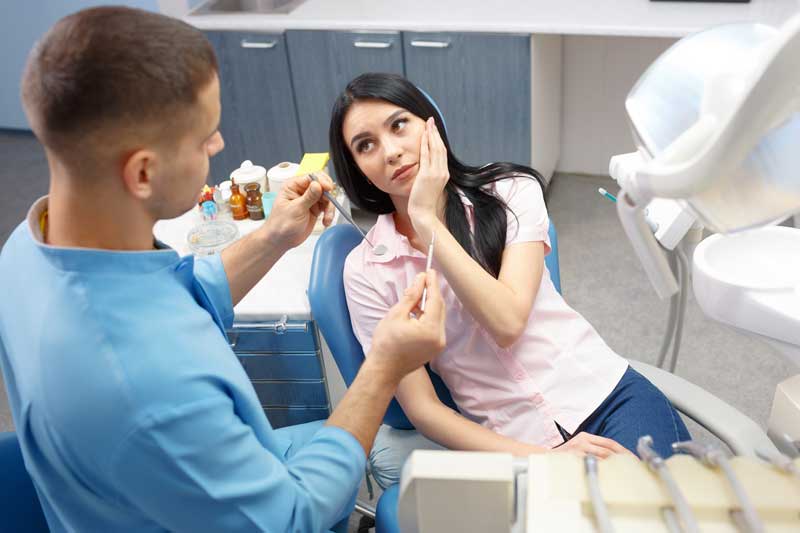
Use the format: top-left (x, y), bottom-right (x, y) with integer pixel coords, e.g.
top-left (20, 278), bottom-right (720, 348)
top-left (630, 360), bottom-right (778, 457)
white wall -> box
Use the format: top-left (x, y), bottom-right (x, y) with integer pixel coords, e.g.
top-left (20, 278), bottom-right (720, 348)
top-left (558, 35), bottom-right (677, 176)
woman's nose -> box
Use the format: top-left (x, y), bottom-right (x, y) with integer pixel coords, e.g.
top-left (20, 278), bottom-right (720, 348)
top-left (383, 139), bottom-right (402, 165)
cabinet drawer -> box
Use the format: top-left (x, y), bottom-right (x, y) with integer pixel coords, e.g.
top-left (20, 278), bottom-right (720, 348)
top-left (264, 407), bottom-right (329, 429)
top-left (252, 380), bottom-right (329, 407)
top-left (287, 30), bottom-right (405, 155)
top-left (238, 353), bottom-right (323, 380)
top-left (203, 30), bottom-right (303, 183)
top-left (228, 321), bottom-right (317, 353)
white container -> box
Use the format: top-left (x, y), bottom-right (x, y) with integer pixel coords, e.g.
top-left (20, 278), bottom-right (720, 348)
top-left (230, 160), bottom-right (267, 194)
top-left (267, 161), bottom-right (300, 193)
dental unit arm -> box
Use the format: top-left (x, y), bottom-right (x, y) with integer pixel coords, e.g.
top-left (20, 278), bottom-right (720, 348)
top-left (396, 13), bottom-right (800, 533)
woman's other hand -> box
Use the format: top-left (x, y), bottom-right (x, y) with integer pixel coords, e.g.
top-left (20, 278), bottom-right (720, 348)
top-left (557, 432), bottom-right (632, 459)
top-left (408, 117), bottom-right (449, 235)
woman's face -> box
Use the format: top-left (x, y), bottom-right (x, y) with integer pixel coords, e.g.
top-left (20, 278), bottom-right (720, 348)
top-left (342, 99), bottom-right (427, 199)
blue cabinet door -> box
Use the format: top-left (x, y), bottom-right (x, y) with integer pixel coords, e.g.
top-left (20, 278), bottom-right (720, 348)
top-left (403, 33), bottom-right (531, 168)
top-left (204, 31), bottom-right (303, 183)
top-left (286, 30), bottom-right (405, 156)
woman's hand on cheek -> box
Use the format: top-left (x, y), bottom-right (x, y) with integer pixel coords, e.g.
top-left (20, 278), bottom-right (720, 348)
top-left (408, 117), bottom-right (449, 235)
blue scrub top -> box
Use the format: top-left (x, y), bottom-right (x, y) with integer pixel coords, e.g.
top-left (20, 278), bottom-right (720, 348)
top-left (0, 198), bottom-right (365, 532)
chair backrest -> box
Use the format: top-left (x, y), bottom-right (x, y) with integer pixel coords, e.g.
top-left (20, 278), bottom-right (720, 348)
top-left (308, 223), bottom-right (561, 429)
top-left (0, 432), bottom-right (49, 532)
top-left (546, 222), bottom-right (561, 293)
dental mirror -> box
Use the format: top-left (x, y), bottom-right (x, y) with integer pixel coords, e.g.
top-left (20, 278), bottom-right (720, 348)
top-left (308, 173), bottom-right (387, 256)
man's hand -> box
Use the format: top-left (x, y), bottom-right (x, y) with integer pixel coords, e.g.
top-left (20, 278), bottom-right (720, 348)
top-left (369, 270), bottom-right (447, 382)
top-left (263, 173), bottom-right (335, 249)
top-left (325, 270), bottom-right (446, 454)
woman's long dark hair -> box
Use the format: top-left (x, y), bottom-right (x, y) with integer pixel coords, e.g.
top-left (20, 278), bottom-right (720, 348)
top-left (329, 72), bottom-right (547, 278)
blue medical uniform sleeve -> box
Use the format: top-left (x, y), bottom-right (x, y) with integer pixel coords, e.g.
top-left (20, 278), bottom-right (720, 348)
top-left (194, 255), bottom-right (235, 329)
top-left (110, 395), bottom-right (365, 532)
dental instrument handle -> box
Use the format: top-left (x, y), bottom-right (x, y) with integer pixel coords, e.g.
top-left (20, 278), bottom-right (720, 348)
top-left (716, 456), bottom-right (764, 533)
top-left (661, 508), bottom-right (683, 533)
top-left (755, 449), bottom-right (800, 480)
top-left (673, 441), bottom-right (763, 533)
top-left (420, 232), bottom-right (436, 312)
top-left (584, 455), bottom-right (616, 533)
top-left (308, 173), bottom-right (375, 248)
top-left (656, 463), bottom-right (699, 533)
top-left (598, 187), bottom-right (618, 203)
top-left (639, 437), bottom-right (699, 533)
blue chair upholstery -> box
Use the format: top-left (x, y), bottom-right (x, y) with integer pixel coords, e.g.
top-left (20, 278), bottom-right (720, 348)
top-left (0, 432), bottom-right (49, 532)
top-left (308, 220), bottom-right (561, 533)
top-left (308, 224), bottom-right (457, 429)
top-left (547, 222), bottom-right (561, 293)
top-left (375, 483), bottom-right (400, 533)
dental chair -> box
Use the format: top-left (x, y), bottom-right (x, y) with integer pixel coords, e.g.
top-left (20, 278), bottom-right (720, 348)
top-left (307, 222), bottom-right (559, 531)
top-left (308, 221), bottom-right (777, 532)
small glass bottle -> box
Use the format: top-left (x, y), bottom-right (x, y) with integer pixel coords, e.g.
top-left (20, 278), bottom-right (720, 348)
top-left (245, 182), bottom-right (265, 221)
top-left (229, 179), bottom-right (249, 221)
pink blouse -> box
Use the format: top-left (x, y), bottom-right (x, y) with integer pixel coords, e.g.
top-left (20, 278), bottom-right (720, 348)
top-left (343, 177), bottom-right (628, 447)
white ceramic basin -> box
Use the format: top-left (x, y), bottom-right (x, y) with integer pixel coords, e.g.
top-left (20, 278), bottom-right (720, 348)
top-left (191, 0), bottom-right (307, 15)
top-left (693, 226), bottom-right (800, 366)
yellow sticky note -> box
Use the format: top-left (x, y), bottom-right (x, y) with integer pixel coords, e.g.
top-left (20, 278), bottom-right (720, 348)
top-left (296, 152), bottom-right (330, 175)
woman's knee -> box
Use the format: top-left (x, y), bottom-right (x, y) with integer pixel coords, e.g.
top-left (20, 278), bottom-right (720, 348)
top-left (368, 425), bottom-right (445, 489)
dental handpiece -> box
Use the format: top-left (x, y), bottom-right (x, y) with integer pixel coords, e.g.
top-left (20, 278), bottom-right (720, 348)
top-left (308, 173), bottom-right (386, 256)
top-left (755, 448), bottom-right (800, 481)
top-left (638, 436), bottom-right (699, 533)
top-left (673, 441), bottom-right (764, 533)
top-left (584, 454), bottom-right (616, 533)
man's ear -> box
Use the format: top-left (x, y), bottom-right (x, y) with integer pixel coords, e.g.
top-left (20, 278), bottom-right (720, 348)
top-left (121, 149), bottom-right (159, 200)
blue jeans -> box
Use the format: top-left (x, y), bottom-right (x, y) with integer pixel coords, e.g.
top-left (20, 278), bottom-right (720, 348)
top-left (556, 365), bottom-right (691, 458)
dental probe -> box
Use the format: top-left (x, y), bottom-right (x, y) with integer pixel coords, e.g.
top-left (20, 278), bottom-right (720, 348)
top-left (420, 231), bottom-right (436, 312)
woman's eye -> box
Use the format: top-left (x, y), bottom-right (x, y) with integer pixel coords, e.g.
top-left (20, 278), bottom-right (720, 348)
top-left (356, 140), bottom-right (374, 153)
top-left (392, 118), bottom-right (408, 131)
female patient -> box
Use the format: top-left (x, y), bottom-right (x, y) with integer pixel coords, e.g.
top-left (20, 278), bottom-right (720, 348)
top-left (330, 72), bottom-right (689, 487)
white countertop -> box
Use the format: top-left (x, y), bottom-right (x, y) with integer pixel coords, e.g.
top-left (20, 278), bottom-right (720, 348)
top-left (154, 209), bottom-right (321, 322)
top-left (186, 0), bottom-right (800, 38)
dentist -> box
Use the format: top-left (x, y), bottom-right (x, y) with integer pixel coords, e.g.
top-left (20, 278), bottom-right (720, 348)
top-left (0, 7), bottom-right (446, 533)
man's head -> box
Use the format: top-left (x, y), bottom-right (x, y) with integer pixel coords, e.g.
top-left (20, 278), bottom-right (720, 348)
top-left (22, 6), bottom-right (224, 219)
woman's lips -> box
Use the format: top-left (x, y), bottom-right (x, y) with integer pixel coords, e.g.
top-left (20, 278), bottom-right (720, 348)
top-left (392, 163), bottom-right (417, 180)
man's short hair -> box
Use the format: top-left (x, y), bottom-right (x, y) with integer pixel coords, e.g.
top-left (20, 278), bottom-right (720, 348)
top-left (21, 6), bottom-right (218, 164)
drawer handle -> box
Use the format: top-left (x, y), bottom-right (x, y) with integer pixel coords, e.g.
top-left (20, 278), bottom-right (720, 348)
top-left (232, 315), bottom-right (308, 334)
top-left (353, 41), bottom-right (392, 49)
top-left (228, 331), bottom-right (239, 349)
top-left (410, 40), bottom-right (450, 49)
top-left (241, 40), bottom-right (277, 49)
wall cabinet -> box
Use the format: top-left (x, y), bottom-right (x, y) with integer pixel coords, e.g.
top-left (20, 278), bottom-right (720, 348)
top-left (287, 30), bottom-right (404, 154)
top-left (205, 31), bottom-right (303, 183)
top-left (204, 29), bottom-right (533, 180)
top-left (403, 32), bottom-right (531, 167)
